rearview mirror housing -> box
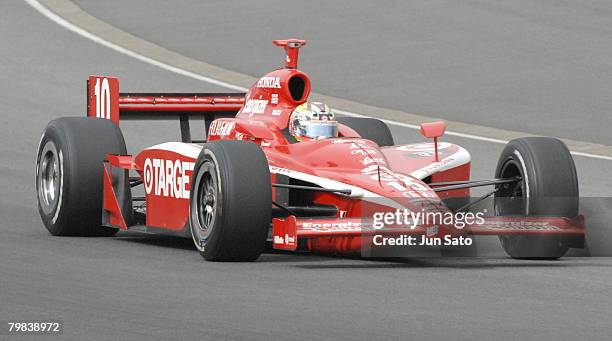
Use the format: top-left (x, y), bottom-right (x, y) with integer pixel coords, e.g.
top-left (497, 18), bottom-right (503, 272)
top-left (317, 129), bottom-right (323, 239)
top-left (419, 121), bottom-right (446, 162)
top-left (419, 121), bottom-right (446, 139)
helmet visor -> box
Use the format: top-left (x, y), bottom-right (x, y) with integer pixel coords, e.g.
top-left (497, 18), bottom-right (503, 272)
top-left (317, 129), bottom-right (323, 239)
top-left (299, 121), bottom-right (338, 139)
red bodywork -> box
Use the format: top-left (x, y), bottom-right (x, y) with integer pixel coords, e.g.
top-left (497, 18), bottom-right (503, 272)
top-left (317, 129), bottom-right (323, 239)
top-left (92, 39), bottom-right (583, 255)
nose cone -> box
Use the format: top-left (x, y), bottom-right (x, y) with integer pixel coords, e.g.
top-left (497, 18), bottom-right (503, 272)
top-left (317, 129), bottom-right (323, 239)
top-left (288, 138), bottom-right (444, 212)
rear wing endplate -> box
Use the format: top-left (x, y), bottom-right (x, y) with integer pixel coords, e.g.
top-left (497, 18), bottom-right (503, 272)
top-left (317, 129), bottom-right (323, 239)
top-left (86, 76), bottom-right (245, 142)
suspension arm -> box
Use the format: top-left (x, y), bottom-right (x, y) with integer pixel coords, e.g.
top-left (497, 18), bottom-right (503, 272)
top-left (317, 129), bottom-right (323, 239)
top-left (431, 177), bottom-right (521, 192)
top-left (272, 183), bottom-right (352, 195)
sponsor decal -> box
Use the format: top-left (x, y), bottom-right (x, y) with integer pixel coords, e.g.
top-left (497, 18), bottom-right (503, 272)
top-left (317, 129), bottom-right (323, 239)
top-left (484, 221), bottom-right (561, 231)
top-left (274, 233), bottom-right (296, 245)
top-left (272, 109), bottom-right (282, 116)
top-left (332, 138), bottom-right (368, 144)
top-left (302, 221), bottom-right (362, 232)
top-left (257, 76), bottom-right (281, 89)
top-left (360, 157), bottom-right (386, 166)
top-left (410, 157), bottom-right (457, 178)
top-left (143, 158), bottom-right (194, 199)
top-left (349, 142), bottom-right (381, 157)
top-left (271, 93), bottom-right (279, 105)
top-left (408, 146), bottom-right (471, 179)
top-left (351, 148), bottom-right (380, 156)
top-left (243, 99), bottom-right (268, 115)
top-left (208, 121), bottom-right (235, 136)
top-left (361, 165), bottom-right (436, 198)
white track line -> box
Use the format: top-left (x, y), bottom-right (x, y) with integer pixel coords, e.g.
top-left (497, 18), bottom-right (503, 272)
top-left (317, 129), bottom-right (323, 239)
top-left (23, 0), bottom-right (246, 92)
top-left (25, 0), bottom-right (612, 161)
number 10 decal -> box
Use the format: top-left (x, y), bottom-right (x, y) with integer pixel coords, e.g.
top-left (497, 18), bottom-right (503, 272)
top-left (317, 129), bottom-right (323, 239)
top-left (94, 78), bottom-right (111, 119)
top-left (87, 76), bottom-right (119, 124)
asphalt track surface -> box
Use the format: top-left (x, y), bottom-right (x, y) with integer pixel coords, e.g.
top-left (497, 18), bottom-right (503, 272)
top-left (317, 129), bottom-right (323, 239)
top-left (1, 1), bottom-right (611, 340)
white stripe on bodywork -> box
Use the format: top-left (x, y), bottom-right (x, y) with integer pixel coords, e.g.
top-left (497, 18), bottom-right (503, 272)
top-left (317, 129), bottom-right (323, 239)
top-left (269, 166), bottom-right (406, 210)
top-left (409, 146), bottom-right (471, 180)
top-left (145, 142), bottom-right (202, 159)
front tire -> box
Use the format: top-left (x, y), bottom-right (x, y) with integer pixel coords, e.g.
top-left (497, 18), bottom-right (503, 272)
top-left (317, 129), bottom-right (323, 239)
top-left (189, 141), bottom-right (272, 261)
top-left (494, 137), bottom-right (578, 259)
top-left (36, 117), bottom-right (131, 236)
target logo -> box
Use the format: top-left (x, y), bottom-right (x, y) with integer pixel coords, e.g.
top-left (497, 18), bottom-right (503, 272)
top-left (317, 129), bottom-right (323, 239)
top-left (143, 158), bottom-right (195, 199)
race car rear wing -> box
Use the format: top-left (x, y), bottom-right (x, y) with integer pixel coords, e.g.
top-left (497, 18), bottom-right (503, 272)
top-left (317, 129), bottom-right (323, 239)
top-left (86, 76), bottom-right (245, 142)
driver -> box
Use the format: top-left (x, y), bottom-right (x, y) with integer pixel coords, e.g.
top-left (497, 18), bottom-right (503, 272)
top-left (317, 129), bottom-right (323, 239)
top-left (289, 102), bottom-right (338, 141)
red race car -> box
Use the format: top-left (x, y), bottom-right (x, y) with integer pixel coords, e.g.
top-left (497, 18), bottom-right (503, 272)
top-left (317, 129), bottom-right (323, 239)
top-left (36, 39), bottom-right (584, 261)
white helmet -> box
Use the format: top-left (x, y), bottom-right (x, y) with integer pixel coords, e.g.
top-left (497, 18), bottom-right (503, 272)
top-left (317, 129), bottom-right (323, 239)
top-left (289, 102), bottom-right (338, 140)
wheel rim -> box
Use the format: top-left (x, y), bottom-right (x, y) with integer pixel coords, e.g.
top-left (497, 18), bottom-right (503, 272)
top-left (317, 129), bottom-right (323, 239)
top-left (198, 170), bottom-right (217, 231)
top-left (496, 155), bottom-right (567, 258)
top-left (37, 141), bottom-right (61, 215)
top-left (496, 158), bottom-right (528, 248)
top-left (191, 158), bottom-right (219, 248)
top-left (495, 159), bottom-right (525, 216)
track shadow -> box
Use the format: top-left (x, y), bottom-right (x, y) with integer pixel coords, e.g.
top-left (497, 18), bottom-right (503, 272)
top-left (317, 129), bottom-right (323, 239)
top-left (114, 233), bottom-right (196, 251)
top-left (110, 232), bottom-right (610, 269)
top-left (257, 252), bottom-right (341, 263)
top-left (291, 257), bottom-right (611, 270)
top-left (294, 260), bottom-right (533, 270)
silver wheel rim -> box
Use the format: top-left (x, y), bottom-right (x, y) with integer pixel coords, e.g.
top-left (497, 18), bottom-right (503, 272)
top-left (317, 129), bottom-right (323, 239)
top-left (37, 141), bottom-right (61, 214)
top-left (198, 166), bottom-right (217, 234)
top-left (495, 159), bottom-right (525, 216)
top-left (190, 156), bottom-right (221, 250)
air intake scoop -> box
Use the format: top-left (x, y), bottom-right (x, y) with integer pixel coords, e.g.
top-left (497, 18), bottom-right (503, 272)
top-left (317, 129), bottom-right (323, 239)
top-left (273, 39), bottom-right (307, 69)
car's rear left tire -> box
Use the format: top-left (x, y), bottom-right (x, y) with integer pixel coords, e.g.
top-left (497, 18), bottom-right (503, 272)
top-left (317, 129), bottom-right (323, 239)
top-left (494, 137), bottom-right (578, 259)
top-left (36, 117), bottom-right (131, 236)
top-left (189, 141), bottom-right (272, 261)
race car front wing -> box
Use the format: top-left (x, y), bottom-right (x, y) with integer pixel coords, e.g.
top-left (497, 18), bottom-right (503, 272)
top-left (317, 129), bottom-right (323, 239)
top-left (272, 215), bottom-right (585, 251)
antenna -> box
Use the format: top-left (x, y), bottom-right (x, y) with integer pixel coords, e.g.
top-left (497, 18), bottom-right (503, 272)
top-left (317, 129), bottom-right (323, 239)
top-left (273, 39), bottom-right (307, 69)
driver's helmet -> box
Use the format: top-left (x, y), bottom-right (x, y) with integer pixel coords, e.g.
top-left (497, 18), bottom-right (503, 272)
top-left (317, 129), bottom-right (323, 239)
top-left (289, 102), bottom-right (338, 140)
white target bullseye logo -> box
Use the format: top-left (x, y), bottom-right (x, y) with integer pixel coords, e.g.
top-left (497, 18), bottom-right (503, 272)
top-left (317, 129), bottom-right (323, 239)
top-left (144, 158), bottom-right (153, 194)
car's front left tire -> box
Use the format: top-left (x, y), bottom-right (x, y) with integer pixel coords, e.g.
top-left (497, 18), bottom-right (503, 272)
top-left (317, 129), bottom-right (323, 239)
top-left (189, 140), bottom-right (272, 261)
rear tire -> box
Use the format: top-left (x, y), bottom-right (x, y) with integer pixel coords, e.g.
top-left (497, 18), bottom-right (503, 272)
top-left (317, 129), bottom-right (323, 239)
top-left (337, 117), bottom-right (394, 146)
top-left (189, 141), bottom-right (272, 261)
top-left (494, 137), bottom-right (578, 259)
top-left (36, 117), bottom-right (131, 236)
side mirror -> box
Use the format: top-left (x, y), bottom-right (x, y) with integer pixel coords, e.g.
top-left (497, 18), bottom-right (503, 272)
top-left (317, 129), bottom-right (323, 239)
top-left (419, 121), bottom-right (446, 162)
top-left (420, 121), bottom-right (445, 139)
